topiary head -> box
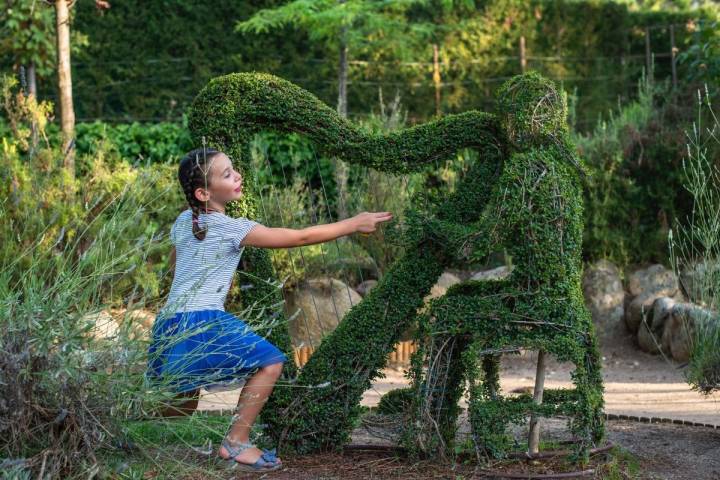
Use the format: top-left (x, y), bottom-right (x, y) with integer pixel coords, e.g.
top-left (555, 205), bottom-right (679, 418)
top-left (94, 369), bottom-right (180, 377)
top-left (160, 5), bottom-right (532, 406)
top-left (495, 71), bottom-right (569, 149)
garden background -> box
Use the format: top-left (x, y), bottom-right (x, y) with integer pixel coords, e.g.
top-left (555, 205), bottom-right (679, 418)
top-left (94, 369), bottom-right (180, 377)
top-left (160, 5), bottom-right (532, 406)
top-left (2, 0), bottom-right (720, 478)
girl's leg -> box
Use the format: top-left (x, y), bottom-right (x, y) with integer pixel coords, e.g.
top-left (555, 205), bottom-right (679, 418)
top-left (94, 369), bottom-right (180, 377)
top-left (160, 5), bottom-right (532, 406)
top-left (159, 388), bottom-right (200, 417)
top-left (219, 361), bottom-right (284, 464)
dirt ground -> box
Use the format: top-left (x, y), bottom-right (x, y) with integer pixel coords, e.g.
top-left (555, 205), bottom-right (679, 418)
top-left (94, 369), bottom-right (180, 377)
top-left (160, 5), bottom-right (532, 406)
top-left (197, 330), bottom-right (720, 479)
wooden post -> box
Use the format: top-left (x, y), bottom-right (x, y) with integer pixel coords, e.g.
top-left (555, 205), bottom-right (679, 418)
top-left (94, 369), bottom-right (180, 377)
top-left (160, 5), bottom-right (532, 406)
top-left (302, 347), bottom-right (310, 366)
top-left (432, 44), bottom-right (441, 117)
top-left (670, 24), bottom-right (678, 90)
top-left (645, 27), bottom-right (652, 79)
top-left (620, 54), bottom-right (627, 102)
top-left (27, 63), bottom-right (37, 98)
top-left (334, 0), bottom-right (349, 220)
top-left (528, 350), bottom-right (547, 455)
top-left (519, 36), bottom-right (527, 73)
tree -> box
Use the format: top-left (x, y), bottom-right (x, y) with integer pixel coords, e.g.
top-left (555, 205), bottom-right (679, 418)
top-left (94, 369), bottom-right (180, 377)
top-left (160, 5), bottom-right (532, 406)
top-left (237, 0), bottom-right (429, 219)
top-left (52, 0), bottom-right (108, 174)
top-left (54, 0), bottom-right (75, 172)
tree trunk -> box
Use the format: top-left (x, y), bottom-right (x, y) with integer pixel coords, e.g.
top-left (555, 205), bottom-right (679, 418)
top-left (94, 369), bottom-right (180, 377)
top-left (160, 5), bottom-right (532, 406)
top-left (334, 17), bottom-right (349, 220)
top-left (55, 0), bottom-right (75, 175)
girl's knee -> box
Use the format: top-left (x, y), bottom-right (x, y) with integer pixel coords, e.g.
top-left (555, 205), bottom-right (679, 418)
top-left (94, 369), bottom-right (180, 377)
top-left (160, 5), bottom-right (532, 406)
top-left (261, 361), bottom-right (284, 377)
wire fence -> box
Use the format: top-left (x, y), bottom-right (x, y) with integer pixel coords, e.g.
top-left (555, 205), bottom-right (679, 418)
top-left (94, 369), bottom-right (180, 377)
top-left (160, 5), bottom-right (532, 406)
top-left (21, 18), bottom-right (711, 129)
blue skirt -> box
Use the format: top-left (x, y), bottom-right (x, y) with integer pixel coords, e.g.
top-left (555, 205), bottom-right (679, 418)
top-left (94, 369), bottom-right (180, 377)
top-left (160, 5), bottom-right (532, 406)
top-left (146, 309), bottom-right (287, 393)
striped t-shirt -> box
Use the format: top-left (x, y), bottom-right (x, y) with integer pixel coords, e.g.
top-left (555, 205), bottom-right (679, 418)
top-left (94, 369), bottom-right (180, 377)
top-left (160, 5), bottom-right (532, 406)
top-left (160, 208), bottom-right (259, 316)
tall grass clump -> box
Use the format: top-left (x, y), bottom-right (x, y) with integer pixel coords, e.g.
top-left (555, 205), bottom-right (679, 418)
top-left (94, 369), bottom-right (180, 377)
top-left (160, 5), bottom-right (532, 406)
top-left (0, 75), bottom-right (229, 478)
top-left (669, 85), bottom-right (720, 394)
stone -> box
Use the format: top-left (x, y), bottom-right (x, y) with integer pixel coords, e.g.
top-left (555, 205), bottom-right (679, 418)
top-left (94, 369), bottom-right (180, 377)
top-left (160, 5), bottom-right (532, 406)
top-left (679, 260), bottom-right (720, 304)
top-left (82, 310), bottom-right (120, 340)
top-left (626, 264), bottom-right (678, 298)
top-left (110, 307), bottom-right (156, 328)
top-left (582, 260), bottom-right (625, 340)
top-left (285, 277), bottom-right (362, 347)
top-left (662, 303), bottom-right (714, 363)
top-left (109, 307), bottom-right (156, 340)
top-left (470, 265), bottom-right (512, 282)
top-left (426, 272), bottom-right (463, 301)
top-left (127, 309), bottom-right (156, 330)
top-left (637, 297), bottom-right (675, 354)
top-left (624, 264), bottom-right (680, 333)
top-left (356, 279), bottom-right (378, 297)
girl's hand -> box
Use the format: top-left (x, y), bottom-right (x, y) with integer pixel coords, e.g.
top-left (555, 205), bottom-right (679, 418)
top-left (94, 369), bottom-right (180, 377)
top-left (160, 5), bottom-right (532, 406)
top-left (352, 211), bottom-right (393, 234)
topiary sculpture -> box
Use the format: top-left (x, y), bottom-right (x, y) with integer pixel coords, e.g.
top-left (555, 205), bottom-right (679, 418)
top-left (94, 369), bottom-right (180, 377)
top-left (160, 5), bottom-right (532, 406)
top-left (187, 70), bottom-right (603, 462)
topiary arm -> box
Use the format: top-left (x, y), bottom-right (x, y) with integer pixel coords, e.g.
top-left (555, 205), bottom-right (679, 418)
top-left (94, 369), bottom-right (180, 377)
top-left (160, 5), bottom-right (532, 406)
top-left (188, 72), bottom-right (505, 175)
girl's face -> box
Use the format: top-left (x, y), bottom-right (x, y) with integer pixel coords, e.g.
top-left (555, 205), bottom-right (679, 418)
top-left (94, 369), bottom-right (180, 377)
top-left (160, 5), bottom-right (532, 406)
top-left (194, 153), bottom-right (243, 211)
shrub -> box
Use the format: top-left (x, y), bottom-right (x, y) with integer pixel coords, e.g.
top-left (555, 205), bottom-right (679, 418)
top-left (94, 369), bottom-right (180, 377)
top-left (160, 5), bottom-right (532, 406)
top-left (377, 387), bottom-right (414, 415)
top-left (576, 73), bottom-right (695, 267)
top-left (74, 119), bottom-right (194, 172)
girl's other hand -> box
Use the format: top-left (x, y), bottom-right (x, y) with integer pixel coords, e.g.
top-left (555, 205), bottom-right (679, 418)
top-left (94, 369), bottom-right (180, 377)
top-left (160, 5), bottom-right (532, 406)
top-left (352, 211), bottom-right (393, 234)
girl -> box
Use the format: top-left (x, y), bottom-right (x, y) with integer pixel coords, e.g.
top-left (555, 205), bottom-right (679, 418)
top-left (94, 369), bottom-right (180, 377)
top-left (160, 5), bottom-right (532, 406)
top-left (147, 147), bottom-right (392, 472)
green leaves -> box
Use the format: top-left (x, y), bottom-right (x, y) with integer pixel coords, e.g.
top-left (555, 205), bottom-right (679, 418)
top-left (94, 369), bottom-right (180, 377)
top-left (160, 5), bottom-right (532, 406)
top-left (236, 0), bottom-right (430, 55)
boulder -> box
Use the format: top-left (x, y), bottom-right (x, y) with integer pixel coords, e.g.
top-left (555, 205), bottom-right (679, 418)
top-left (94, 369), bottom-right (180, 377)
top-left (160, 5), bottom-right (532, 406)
top-left (126, 308), bottom-right (156, 330)
top-left (626, 264), bottom-right (678, 298)
top-left (109, 307), bottom-right (156, 340)
top-left (582, 260), bottom-right (625, 339)
top-left (662, 303), bottom-right (714, 363)
top-left (82, 310), bottom-right (120, 340)
top-left (625, 264), bottom-right (681, 333)
top-left (679, 260), bottom-right (720, 304)
top-left (637, 297), bottom-right (675, 354)
top-left (285, 277), bottom-right (362, 347)
top-left (470, 265), bottom-right (512, 282)
top-left (426, 272), bottom-right (463, 301)
top-left (356, 279), bottom-right (378, 297)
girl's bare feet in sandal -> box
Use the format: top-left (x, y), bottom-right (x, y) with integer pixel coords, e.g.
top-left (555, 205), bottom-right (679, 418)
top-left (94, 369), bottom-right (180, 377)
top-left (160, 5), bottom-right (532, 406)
top-left (218, 437), bottom-right (282, 472)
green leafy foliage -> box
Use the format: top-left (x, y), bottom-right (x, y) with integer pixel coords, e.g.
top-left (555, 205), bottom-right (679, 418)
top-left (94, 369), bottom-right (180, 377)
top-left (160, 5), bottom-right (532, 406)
top-left (1, 1), bottom-right (59, 77)
top-left (576, 75), bottom-right (696, 267)
top-left (74, 120), bottom-right (194, 171)
top-left (61, 1), bottom-right (717, 127)
top-left (0, 76), bottom-right (184, 307)
top-left (678, 19), bottom-right (720, 91)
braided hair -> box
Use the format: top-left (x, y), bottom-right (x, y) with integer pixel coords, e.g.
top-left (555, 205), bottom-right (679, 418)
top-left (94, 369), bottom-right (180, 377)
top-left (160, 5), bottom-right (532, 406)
top-left (178, 147), bottom-right (223, 240)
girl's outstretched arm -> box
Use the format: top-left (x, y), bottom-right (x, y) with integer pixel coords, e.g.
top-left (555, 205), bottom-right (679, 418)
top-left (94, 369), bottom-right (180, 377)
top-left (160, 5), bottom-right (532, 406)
top-left (241, 211), bottom-right (393, 249)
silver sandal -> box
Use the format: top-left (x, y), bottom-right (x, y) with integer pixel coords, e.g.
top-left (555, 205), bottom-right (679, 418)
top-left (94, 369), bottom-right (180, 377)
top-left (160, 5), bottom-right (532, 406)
top-left (219, 438), bottom-right (283, 472)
